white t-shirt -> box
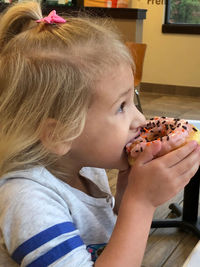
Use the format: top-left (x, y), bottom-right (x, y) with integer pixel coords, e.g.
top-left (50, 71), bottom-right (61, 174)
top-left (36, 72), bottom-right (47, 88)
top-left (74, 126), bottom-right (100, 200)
top-left (0, 166), bottom-right (116, 266)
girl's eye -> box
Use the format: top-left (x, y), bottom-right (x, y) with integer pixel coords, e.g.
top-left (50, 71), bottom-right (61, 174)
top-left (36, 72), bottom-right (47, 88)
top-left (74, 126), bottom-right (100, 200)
top-left (118, 101), bottom-right (126, 113)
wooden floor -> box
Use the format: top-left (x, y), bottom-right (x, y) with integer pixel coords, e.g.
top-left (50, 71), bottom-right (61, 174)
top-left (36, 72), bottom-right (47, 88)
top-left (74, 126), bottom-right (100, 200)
top-left (107, 91), bottom-right (200, 267)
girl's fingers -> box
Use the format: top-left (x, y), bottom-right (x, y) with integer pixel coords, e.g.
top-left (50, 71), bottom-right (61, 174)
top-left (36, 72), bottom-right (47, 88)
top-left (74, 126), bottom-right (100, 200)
top-left (136, 141), bottom-right (162, 165)
top-left (160, 141), bottom-right (198, 168)
top-left (171, 146), bottom-right (200, 177)
top-left (176, 161), bottom-right (200, 189)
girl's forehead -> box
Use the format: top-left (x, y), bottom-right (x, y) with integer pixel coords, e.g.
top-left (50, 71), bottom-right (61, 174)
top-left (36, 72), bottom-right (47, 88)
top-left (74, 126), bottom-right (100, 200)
top-left (91, 64), bottom-right (133, 105)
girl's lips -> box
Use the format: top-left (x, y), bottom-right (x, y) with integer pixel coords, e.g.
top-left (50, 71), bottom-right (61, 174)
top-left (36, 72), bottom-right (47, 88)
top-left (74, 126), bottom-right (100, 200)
top-left (126, 129), bottom-right (141, 147)
top-left (126, 121), bottom-right (147, 146)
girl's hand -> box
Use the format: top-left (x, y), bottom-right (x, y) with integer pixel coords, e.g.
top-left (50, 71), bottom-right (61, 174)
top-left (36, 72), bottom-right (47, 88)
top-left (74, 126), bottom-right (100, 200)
top-left (126, 140), bottom-right (200, 208)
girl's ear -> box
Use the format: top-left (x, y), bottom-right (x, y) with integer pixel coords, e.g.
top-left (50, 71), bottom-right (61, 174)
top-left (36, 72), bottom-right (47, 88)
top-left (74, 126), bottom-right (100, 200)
top-left (40, 119), bottom-right (71, 156)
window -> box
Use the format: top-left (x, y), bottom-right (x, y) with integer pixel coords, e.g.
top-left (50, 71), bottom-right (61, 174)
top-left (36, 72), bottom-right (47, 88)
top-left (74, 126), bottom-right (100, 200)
top-left (169, 0), bottom-right (200, 24)
top-left (162, 0), bottom-right (200, 34)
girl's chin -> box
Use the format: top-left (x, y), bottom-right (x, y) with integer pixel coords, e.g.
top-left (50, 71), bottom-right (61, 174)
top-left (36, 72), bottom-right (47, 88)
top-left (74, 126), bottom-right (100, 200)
top-left (113, 153), bottom-right (129, 170)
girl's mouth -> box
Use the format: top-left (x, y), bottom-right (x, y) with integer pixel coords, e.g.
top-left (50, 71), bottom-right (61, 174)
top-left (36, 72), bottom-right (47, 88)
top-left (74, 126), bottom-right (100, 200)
top-left (126, 128), bottom-right (142, 147)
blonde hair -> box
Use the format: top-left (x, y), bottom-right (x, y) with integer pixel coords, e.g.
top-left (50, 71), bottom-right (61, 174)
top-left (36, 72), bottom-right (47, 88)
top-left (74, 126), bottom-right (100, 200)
top-left (0, 1), bottom-right (133, 177)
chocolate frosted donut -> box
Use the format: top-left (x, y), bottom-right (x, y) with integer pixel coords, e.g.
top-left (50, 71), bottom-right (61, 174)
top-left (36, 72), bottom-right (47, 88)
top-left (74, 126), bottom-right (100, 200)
top-left (126, 117), bottom-right (200, 165)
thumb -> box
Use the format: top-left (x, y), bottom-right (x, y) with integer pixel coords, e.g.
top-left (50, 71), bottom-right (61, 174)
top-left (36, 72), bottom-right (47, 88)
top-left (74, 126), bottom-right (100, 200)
top-left (136, 140), bottom-right (162, 165)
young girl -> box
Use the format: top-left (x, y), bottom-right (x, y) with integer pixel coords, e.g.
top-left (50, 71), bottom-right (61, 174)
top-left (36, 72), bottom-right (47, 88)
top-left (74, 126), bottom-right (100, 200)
top-left (0, 2), bottom-right (199, 266)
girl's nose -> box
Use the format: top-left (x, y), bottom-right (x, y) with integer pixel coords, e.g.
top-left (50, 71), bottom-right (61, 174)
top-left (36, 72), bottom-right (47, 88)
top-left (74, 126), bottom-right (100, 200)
top-left (130, 106), bottom-right (146, 130)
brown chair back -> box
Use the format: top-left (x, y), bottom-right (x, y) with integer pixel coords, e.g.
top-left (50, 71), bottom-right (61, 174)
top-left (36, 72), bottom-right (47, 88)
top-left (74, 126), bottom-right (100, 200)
top-left (125, 42), bottom-right (147, 87)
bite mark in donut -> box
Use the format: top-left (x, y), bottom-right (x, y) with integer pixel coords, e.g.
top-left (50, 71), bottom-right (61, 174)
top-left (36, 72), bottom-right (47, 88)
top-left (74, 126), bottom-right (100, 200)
top-left (126, 117), bottom-right (200, 166)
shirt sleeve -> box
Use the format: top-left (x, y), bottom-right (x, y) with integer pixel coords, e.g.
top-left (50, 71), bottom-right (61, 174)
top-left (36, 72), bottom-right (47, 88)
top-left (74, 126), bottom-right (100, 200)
top-left (0, 179), bottom-right (94, 267)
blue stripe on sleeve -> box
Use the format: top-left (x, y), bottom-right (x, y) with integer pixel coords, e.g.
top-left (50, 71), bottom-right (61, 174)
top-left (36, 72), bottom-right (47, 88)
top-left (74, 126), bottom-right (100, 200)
top-left (26, 235), bottom-right (84, 267)
top-left (12, 222), bottom-right (76, 264)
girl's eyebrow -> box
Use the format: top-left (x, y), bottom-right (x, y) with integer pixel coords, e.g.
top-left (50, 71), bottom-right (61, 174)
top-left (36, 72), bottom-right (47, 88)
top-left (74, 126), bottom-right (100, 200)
top-left (111, 88), bottom-right (132, 107)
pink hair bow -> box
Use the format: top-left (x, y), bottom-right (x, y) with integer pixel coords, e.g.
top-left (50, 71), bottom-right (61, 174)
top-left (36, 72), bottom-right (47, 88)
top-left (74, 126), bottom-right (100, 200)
top-left (36, 10), bottom-right (66, 24)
